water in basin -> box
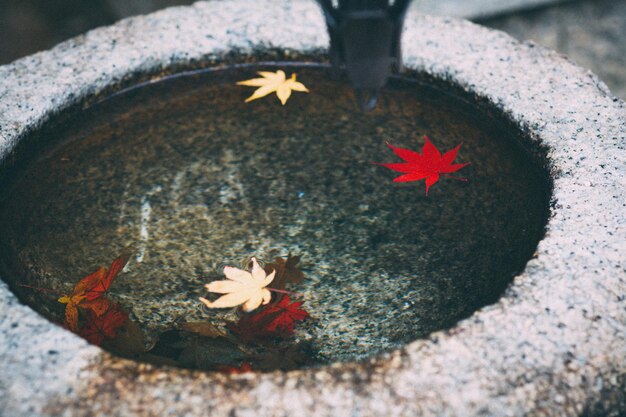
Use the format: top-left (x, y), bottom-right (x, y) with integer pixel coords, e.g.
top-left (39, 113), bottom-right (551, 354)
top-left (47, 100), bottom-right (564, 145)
top-left (0, 64), bottom-right (550, 371)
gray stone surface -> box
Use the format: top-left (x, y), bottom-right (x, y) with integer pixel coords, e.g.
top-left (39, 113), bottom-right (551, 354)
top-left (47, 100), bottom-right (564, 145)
top-left (0, 1), bottom-right (624, 416)
top-left (482, 0), bottom-right (626, 99)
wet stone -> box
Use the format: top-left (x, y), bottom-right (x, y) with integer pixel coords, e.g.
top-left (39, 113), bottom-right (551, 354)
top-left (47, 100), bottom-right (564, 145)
top-left (0, 65), bottom-right (550, 370)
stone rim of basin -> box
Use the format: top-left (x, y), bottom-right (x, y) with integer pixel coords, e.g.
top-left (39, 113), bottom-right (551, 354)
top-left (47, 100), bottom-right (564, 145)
top-left (0, 1), bottom-right (624, 416)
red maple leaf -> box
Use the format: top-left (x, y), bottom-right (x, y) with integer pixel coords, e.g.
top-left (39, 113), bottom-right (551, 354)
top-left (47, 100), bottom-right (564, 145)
top-left (376, 135), bottom-right (470, 194)
top-left (230, 295), bottom-right (309, 340)
top-left (260, 295), bottom-right (309, 335)
top-left (79, 303), bottom-right (128, 346)
top-left (255, 294), bottom-right (309, 335)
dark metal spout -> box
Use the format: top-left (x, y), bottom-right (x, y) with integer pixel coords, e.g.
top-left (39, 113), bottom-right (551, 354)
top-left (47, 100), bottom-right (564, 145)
top-left (317, 0), bottom-right (412, 111)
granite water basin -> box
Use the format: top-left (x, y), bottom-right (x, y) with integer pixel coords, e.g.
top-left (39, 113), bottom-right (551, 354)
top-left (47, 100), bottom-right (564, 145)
top-left (0, 1), bottom-right (623, 415)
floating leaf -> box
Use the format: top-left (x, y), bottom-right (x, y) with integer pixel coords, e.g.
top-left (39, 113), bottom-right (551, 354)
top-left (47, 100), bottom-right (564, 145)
top-left (57, 250), bottom-right (132, 331)
top-left (199, 257), bottom-right (275, 312)
top-left (237, 70), bottom-right (309, 105)
top-left (376, 135), bottom-right (470, 194)
top-left (57, 268), bottom-right (109, 332)
top-left (263, 254), bottom-right (305, 290)
top-left (81, 248), bottom-right (133, 301)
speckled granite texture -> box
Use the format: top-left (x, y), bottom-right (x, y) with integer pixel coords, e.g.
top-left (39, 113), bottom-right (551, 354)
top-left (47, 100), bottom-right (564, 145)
top-left (0, 0), bottom-right (624, 416)
top-left (482, 0), bottom-right (626, 99)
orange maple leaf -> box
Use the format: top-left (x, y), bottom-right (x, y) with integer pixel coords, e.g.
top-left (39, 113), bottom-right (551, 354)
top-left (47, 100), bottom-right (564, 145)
top-left (58, 250), bottom-right (132, 332)
top-left (377, 135), bottom-right (470, 194)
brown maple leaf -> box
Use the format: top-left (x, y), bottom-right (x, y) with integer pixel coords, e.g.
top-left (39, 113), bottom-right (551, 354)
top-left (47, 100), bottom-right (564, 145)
top-left (376, 135), bottom-right (470, 194)
top-left (263, 254), bottom-right (305, 291)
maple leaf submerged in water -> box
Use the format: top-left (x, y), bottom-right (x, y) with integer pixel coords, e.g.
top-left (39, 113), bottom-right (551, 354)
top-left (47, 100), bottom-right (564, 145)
top-left (217, 363), bottom-right (254, 375)
top-left (254, 295), bottom-right (309, 335)
top-left (199, 257), bottom-right (275, 312)
top-left (377, 135), bottom-right (470, 194)
top-left (237, 70), bottom-right (309, 105)
top-left (57, 250), bottom-right (132, 332)
top-left (263, 254), bottom-right (305, 290)
top-left (231, 295), bottom-right (309, 340)
top-left (79, 303), bottom-right (128, 346)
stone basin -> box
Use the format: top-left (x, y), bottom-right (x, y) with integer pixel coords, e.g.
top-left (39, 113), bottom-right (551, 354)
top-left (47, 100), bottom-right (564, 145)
top-left (0, 0), bottom-right (624, 416)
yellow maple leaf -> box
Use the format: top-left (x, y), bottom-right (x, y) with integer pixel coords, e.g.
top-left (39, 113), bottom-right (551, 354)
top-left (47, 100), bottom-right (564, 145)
top-left (237, 70), bottom-right (309, 105)
top-left (199, 257), bottom-right (275, 312)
